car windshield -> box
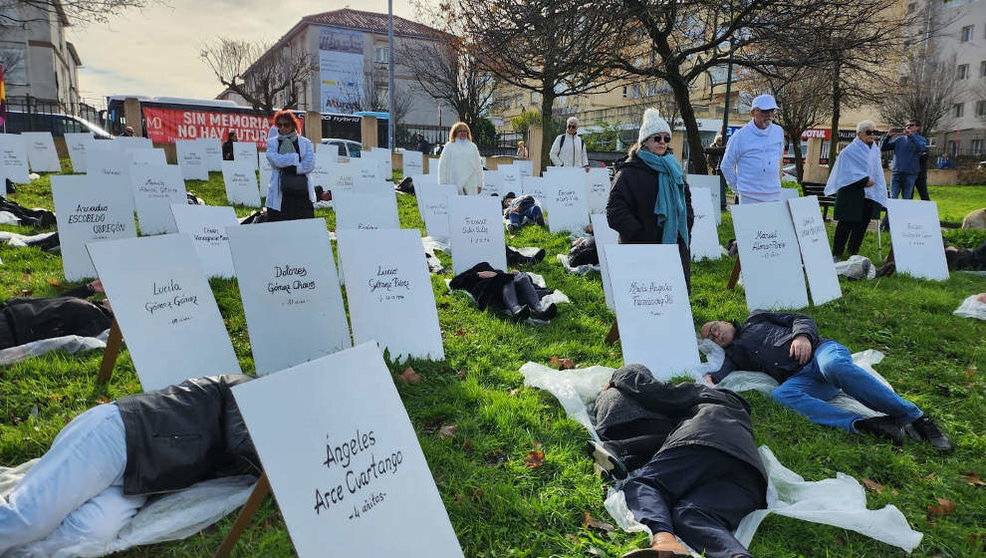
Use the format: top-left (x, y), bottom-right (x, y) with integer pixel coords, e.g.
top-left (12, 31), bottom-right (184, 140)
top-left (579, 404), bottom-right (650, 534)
top-left (348, 143), bottom-right (361, 158)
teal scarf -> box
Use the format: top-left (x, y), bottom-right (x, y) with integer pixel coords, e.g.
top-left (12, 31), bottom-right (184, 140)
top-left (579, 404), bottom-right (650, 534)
top-left (277, 131), bottom-right (299, 154)
top-left (637, 149), bottom-right (689, 245)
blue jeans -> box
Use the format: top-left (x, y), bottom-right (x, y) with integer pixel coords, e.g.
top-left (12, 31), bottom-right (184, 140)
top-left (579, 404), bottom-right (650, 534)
top-left (889, 172), bottom-right (917, 200)
top-left (508, 205), bottom-right (543, 227)
top-left (771, 341), bottom-right (923, 432)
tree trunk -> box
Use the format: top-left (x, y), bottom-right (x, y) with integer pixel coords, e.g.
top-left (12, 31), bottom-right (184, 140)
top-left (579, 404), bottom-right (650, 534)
top-left (827, 62), bottom-right (842, 173)
top-left (667, 75), bottom-right (707, 174)
top-left (791, 128), bottom-right (805, 183)
top-left (539, 89), bottom-right (556, 171)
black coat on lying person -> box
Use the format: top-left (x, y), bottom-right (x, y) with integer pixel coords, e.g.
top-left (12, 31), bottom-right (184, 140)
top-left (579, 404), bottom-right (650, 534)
top-left (117, 374), bottom-right (260, 495)
top-left (0, 283), bottom-right (113, 349)
top-left (945, 240), bottom-right (986, 270)
top-left (449, 262), bottom-right (518, 311)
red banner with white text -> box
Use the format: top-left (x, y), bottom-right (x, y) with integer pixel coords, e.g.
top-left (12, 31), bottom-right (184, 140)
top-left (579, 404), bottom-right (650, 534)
top-left (142, 107), bottom-right (303, 147)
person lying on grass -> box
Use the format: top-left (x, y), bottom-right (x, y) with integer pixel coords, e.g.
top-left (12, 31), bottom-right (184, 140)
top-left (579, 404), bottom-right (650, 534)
top-left (449, 262), bottom-right (557, 321)
top-left (587, 363), bottom-right (765, 558)
top-left (700, 310), bottom-right (951, 452)
top-left (0, 280), bottom-right (113, 351)
top-left (0, 375), bottom-right (259, 555)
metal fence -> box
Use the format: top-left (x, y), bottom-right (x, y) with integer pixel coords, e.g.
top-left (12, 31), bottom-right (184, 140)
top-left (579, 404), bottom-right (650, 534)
top-left (2, 94), bottom-right (105, 134)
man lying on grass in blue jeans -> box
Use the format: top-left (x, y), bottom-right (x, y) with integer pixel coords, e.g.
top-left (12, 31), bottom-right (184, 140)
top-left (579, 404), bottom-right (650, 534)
top-left (700, 310), bottom-right (951, 452)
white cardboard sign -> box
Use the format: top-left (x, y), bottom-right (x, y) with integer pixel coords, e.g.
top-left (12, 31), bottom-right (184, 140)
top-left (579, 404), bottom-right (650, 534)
top-left (114, 137), bottom-right (153, 150)
top-left (323, 160), bottom-right (357, 194)
top-left (170, 204), bottom-right (238, 279)
top-left (52, 175), bottom-right (136, 281)
top-left (605, 243), bottom-right (700, 380)
top-left (336, 229), bottom-right (445, 360)
top-left (886, 199), bottom-right (949, 281)
top-left (482, 170), bottom-right (503, 197)
top-left (197, 137), bottom-right (223, 171)
top-left (22, 131), bottom-right (61, 172)
top-left (787, 196), bottom-right (841, 304)
top-left (87, 234), bottom-right (241, 391)
top-left (513, 160), bottom-right (533, 178)
top-left (233, 141), bottom-right (259, 170)
top-left (730, 202), bottom-right (809, 311)
top-left (689, 187), bottom-right (722, 262)
top-left (64, 132), bottom-right (94, 173)
top-left (590, 213), bottom-right (619, 311)
top-left (128, 148), bottom-right (167, 167)
top-left (0, 134), bottom-right (31, 183)
top-left (259, 153), bottom-right (273, 193)
top-left (544, 170), bottom-right (589, 233)
top-left (230, 342), bottom-right (464, 558)
top-left (402, 150), bottom-right (423, 176)
top-left (227, 219), bottom-right (352, 375)
top-left (366, 148), bottom-right (392, 178)
top-left (175, 140), bottom-right (210, 181)
top-left (500, 165), bottom-right (521, 196)
top-left (447, 195), bottom-right (507, 275)
top-left (353, 157), bottom-right (379, 182)
top-left (416, 183), bottom-right (458, 240)
top-left (586, 168), bottom-right (610, 214)
top-left (521, 176), bottom-right (546, 204)
top-left (333, 192), bottom-right (400, 232)
top-left (131, 164), bottom-right (187, 235)
top-left (686, 174), bottom-right (722, 225)
top-left (308, 152), bottom-right (335, 193)
top-left (222, 161), bottom-right (262, 207)
top-left (87, 142), bottom-right (131, 195)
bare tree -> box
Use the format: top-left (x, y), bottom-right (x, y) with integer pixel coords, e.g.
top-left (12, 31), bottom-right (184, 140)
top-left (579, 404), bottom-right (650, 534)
top-left (0, 0), bottom-right (154, 26)
top-left (0, 48), bottom-right (26, 83)
top-left (402, 35), bottom-right (495, 128)
top-left (454, 0), bottom-right (625, 166)
top-left (881, 53), bottom-right (959, 140)
top-left (201, 38), bottom-right (317, 116)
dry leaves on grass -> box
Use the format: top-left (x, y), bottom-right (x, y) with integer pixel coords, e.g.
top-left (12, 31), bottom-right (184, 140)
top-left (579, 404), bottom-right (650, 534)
top-left (927, 498), bottom-right (956, 518)
top-left (454, 328), bottom-right (466, 336)
top-left (549, 355), bottom-right (574, 370)
top-left (967, 364), bottom-right (978, 381)
top-left (397, 366), bottom-right (421, 384)
top-left (438, 424), bottom-right (458, 439)
top-left (523, 450), bottom-right (545, 468)
top-left (961, 472), bottom-right (986, 488)
top-left (582, 512), bottom-right (615, 532)
top-left (462, 439), bottom-right (475, 453)
top-left (862, 478), bottom-right (885, 494)
top-left (46, 278), bottom-right (62, 288)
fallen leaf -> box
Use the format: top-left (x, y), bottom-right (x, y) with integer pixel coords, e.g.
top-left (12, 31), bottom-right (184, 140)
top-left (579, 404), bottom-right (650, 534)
top-left (923, 472), bottom-right (937, 481)
top-left (549, 355), bottom-right (560, 367)
top-left (421, 418), bottom-right (443, 435)
top-left (456, 368), bottom-right (467, 379)
top-left (462, 439), bottom-right (475, 453)
top-left (927, 498), bottom-right (956, 518)
top-left (46, 278), bottom-right (62, 288)
top-left (967, 364), bottom-right (978, 381)
top-left (96, 397), bottom-right (112, 404)
top-left (557, 358), bottom-right (574, 370)
top-left (484, 450), bottom-right (507, 466)
top-left (455, 328), bottom-right (466, 336)
top-left (398, 366), bottom-right (421, 384)
top-left (509, 388), bottom-right (521, 396)
top-left (582, 512), bottom-right (615, 532)
top-left (21, 273), bottom-right (31, 282)
top-left (523, 450), bottom-right (545, 468)
top-left (438, 424), bottom-right (458, 438)
top-left (862, 478), bottom-right (885, 494)
top-left (471, 488), bottom-right (484, 501)
top-left (961, 472), bottom-right (986, 488)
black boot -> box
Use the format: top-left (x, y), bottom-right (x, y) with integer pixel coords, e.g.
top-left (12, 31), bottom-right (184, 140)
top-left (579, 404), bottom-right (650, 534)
top-left (514, 275), bottom-right (556, 320)
top-left (854, 416), bottom-right (904, 445)
top-left (500, 282), bottom-right (529, 321)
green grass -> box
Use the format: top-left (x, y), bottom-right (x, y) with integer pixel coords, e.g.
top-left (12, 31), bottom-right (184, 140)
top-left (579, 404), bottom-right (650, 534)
top-left (928, 185), bottom-right (986, 226)
top-left (2, 165), bottom-right (986, 557)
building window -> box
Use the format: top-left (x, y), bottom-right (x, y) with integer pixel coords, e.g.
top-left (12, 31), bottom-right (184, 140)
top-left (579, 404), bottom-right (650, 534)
top-left (981, 61), bottom-right (986, 77)
top-left (958, 64), bottom-right (970, 79)
top-left (948, 140), bottom-right (959, 155)
top-left (622, 86), bottom-right (628, 98)
top-left (953, 102), bottom-right (965, 117)
top-left (374, 47), bottom-right (389, 64)
top-left (630, 84), bottom-right (642, 98)
top-left (961, 25), bottom-right (974, 42)
top-left (972, 138), bottom-right (984, 154)
top-left (977, 100), bottom-right (986, 116)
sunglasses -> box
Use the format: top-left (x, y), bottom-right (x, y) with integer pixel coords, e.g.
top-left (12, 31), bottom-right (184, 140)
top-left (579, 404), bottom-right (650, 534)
top-left (567, 124), bottom-right (578, 129)
top-left (649, 134), bottom-right (671, 143)
top-left (863, 130), bottom-right (878, 135)
top-left (275, 121), bottom-right (295, 128)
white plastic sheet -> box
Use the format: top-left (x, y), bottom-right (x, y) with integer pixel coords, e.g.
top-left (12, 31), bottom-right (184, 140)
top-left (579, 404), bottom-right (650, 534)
top-left (954, 294), bottom-right (986, 320)
top-left (0, 330), bottom-right (109, 366)
top-left (834, 255), bottom-right (877, 281)
top-left (556, 253), bottom-right (599, 276)
top-left (0, 231), bottom-right (57, 248)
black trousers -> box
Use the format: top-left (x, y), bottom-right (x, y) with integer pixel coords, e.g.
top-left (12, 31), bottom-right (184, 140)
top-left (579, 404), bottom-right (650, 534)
top-left (832, 199), bottom-right (876, 258)
top-left (623, 446), bottom-right (764, 558)
top-left (0, 312), bottom-right (16, 350)
top-left (912, 170), bottom-right (930, 201)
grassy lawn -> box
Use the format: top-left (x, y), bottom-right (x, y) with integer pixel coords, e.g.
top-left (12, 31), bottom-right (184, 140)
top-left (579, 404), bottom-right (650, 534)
top-left (2, 166), bottom-right (986, 557)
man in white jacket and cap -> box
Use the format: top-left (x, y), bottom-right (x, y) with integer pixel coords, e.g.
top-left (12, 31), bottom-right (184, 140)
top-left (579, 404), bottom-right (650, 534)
top-left (549, 116), bottom-right (590, 171)
top-left (720, 94), bottom-right (785, 204)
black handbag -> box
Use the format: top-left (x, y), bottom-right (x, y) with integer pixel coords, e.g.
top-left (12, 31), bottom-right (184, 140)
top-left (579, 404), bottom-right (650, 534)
top-left (279, 168), bottom-right (309, 198)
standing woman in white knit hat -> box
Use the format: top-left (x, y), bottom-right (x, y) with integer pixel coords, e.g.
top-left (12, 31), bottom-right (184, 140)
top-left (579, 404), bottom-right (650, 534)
top-left (606, 108), bottom-right (694, 290)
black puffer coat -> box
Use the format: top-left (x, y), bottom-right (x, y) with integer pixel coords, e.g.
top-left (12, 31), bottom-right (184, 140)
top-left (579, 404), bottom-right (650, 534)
top-left (606, 152), bottom-right (694, 245)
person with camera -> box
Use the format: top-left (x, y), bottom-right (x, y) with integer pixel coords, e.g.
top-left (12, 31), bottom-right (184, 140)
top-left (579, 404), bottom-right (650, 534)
top-left (880, 119), bottom-right (926, 201)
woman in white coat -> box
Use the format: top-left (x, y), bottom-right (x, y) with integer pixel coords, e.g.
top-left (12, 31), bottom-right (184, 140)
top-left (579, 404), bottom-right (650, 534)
top-left (264, 110), bottom-right (316, 221)
top-left (438, 121), bottom-right (484, 195)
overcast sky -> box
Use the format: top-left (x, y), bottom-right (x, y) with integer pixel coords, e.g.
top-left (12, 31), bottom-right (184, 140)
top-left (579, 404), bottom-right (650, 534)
top-left (67, 0), bottom-right (420, 106)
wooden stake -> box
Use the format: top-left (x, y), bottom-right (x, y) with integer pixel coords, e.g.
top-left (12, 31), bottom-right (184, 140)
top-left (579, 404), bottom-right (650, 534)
top-left (214, 473), bottom-right (271, 558)
top-left (726, 258), bottom-right (742, 290)
top-left (604, 320), bottom-right (619, 344)
top-left (97, 319), bottom-right (123, 383)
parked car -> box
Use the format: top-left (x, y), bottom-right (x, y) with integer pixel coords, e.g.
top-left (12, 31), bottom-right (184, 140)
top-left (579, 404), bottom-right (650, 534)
top-left (2, 110), bottom-right (113, 139)
top-left (319, 138), bottom-right (362, 158)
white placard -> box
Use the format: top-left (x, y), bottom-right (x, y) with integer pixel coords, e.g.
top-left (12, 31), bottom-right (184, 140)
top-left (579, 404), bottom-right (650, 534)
top-left (128, 148), bottom-right (167, 167)
top-left (416, 183), bottom-right (458, 240)
top-left (513, 160), bottom-right (533, 178)
top-left (426, 157), bottom-right (438, 175)
top-left (586, 168), bottom-right (611, 214)
top-left (334, 192), bottom-right (400, 232)
top-left (64, 132), bottom-right (94, 173)
top-left (87, 234), bottom-right (241, 391)
top-left (22, 131), bottom-right (61, 172)
top-left (0, 168), bottom-right (7, 196)
top-left (115, 137), bottom-right (153, 150)
top-left (521, 176), bottom-right (546, 204)
top-left (308, 152), bottom-right (335, 193)
top-left (0, 134), bottom-right (31, 183)
top-left (730, 202), bottom-right (809, 311)
top-left (606, 243), bottom-right (700, 381)
top-left (353, 157), bottom-right (379, 183)
top-left (886, 199), bottom-right (949, 281)
top-left (258, 155), bottom-right (273, 194)
top-left (323, 159), bottom-right (356, 194)
top-left (336, 229), bottom-right (445, 360)
top-left (402, 149), bottom-right (423, 176)
top-left (222, 161), bottom-right (262, 207)
top-left (171, 204), bottom-right (238, 278)
top-left (787, 196), bottom-right (841, 305)
top-left (447, 195), bottom-right (507, 275)
top-left (230, 343), bottom-right (464, 558)
top-left (689, 187), bottom-right (721, 262)
top-left (500, 165), bottom-right (521, 196)
top-left (355, 180), bottom-right (394, 197)
top-left (686, 174), bottom-right (722, 225)
top-left (482, 170), bottom-right (503, 197)
top-left (365, 148), bottom-right (391, 180)
top-left (197, 137), bottom-right (223, 171)
top-left (52, 175), bottom-right (136, 280)
top-left (175, 140), bottom-right (210, 181)
top-left (590, 214), bottom-right (619, 311)
top-left (87, 142), bottom-right (131, 195)
top-left (544, 170), bottom-right (589, 233)
top-left (131, 165), bottom-right (187, 235)
top-left (227, 219), bottom-right (351, 375)
top-left (233, 141), bottom-right (259, 170)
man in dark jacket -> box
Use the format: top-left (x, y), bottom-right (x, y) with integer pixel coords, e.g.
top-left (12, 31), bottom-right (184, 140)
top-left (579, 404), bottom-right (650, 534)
top-left (0, 280), bottom-right (114, 350)
top-left (589, 363), bottom-right (766, 558)
top-left (0, 375), bottom-right (259, 554)
top-left (701, 310), bottom-right (951, 452)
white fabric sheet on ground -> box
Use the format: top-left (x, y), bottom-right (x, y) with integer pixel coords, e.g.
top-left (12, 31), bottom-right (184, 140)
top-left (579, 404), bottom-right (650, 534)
top-left (0, 231), bottom-right (57, 248)
top-left (519, 341), bottom-right (923, 553)
top-left (0, 460), bottom-right (256, 558)
top-left (954, 295), bottom-right (986, 320)
top-left (557, 254), bottom-right (599, 275)
top-left (0, 330), bottom-right (110, 367)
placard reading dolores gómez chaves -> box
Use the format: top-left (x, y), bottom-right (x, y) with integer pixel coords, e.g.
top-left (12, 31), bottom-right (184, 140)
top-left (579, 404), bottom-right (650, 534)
top-left (52, 175), bottom-right (136, 281)
top-left (86, 234), bottom-right (241, 391)
top-left (231, 342), bottom-right (464, 558)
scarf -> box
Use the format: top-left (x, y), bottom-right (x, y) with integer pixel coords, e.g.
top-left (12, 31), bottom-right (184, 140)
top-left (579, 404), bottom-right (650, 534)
top-left (637, 149), bottom-right (689, 245)
top-left (277, 131), bottom-right (299, 154)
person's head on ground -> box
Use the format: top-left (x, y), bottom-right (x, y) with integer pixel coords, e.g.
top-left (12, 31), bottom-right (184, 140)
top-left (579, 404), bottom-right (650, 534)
top-left (750, 94), bottom-right (778, 130)
top-left (701, 320), bottom-right (737, 347)
top-left (565, 116), bottom-right (579, 136)
top-left (637, 108), bottom-right (672, 157)
top-left (449, 121), bottom-right (472, 143)
top-left (502, 191), bottom-right (516, 209)
top-left (273, 110), bottom-right (301, 137)
top-left (856, 120), bottom-right (878, 146)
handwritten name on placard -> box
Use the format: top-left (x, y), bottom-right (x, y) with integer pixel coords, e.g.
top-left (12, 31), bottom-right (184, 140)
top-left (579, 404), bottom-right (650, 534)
top-left (751, 229), bottom-right (786, 258)
top-left (902, 222), bottom-right (933, 246)
top-left (368, 265), bottom-right (410, 301)
top-left (194, 226), bottom-right (229, 244)
top-left (555, 189), bottom-right (577, 206)
top-left (461, 216), bottom-right (491, 244)
top-left (629, 281), bottom-right (674, 315)
top-left (425, 200), bottom-right (448, 214)
top-left (314, 428), bottom-right (405, 521)
top-left (267, 264), bottom-right (316, 305)
top-left (68, 203), bottom-right (128, 237)
top-left (144, 278), bottom-right (199, 320)
top-left (138, 178), bottom-right (181, 198)
top-left (798, 217), bottom-right (825, 243)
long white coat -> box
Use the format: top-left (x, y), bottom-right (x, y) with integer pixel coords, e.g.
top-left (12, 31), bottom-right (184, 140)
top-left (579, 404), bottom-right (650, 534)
top-left (438, 139), bottom-right (484, 195)
top-left (549, 132), bottom-right (589, 168)
top-left (265, 135), bottom-right (316, 211)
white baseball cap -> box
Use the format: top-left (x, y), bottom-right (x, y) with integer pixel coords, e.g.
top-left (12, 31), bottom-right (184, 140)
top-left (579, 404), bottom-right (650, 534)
top-left (751, 94), bottom-right (778, 111)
